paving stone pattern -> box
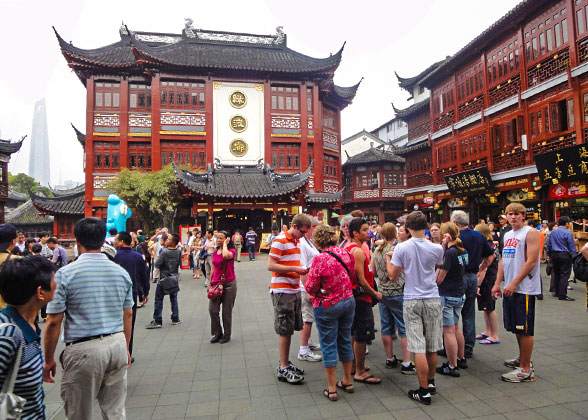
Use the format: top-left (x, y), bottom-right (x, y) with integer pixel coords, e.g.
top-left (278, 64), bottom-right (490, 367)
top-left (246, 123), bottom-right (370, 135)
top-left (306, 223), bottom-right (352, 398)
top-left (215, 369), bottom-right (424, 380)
top-left (45, 256), bottom-right (588, 419)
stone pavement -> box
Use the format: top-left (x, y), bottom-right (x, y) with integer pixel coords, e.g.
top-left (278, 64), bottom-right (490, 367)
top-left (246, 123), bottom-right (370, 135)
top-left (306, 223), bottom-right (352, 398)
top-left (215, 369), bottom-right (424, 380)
top-left (44, 255), bottom-right (588, 419)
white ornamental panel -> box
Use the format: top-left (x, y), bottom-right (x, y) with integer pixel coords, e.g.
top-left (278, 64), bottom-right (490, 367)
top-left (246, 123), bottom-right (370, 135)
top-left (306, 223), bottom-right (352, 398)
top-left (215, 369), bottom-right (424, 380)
top-left (213, 82), bottom-right (264, 166)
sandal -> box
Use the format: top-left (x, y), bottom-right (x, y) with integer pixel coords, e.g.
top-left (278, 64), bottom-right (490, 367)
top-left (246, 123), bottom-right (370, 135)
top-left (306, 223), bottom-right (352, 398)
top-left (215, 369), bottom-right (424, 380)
top-left (476, 333), bottom-right (488, 340)
top-left (353, 374), bottom-right (381, 385)
top-left (323, 389), bottom-right (338, 402)
top-left (336, 381), bottom-right (354, 393)
top-left (351, 366), bottom-right (370, 375)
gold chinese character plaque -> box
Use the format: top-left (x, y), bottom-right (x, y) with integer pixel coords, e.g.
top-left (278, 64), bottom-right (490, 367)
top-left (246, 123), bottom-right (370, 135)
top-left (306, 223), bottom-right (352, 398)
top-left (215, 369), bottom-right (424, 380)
top-left (230, 139), bottom-right (248, 157)
top-left (229, 90), bottom-right (247, 109)
top-left (229, 115), bottom-right (248, 133)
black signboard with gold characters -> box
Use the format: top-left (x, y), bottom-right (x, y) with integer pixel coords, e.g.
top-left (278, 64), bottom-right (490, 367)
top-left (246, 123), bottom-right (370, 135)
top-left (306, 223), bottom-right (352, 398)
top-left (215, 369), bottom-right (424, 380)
top-left (534, 144), bottom-right (588, 185)
top-left (445, 167), bottom-right (494, 195)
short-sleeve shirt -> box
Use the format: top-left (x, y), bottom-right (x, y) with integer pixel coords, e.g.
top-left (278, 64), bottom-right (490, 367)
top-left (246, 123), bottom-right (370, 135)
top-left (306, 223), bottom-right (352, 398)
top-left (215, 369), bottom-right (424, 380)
top-left (0, 307), bottom-right (44, 420)
top-left (391, 237), bottom-right (443, 300)
top-left (246, 231), bottom-right (257, 246)
top-left (459, 228), bottom-right (493, 272)
top-left (46, 253), bottom-right (134, 343)
top-left (269, 230), bottom-right (301, 294)
top-left (52, 245), bottom-right (68, 267)
top-left (438, 245), bottom-right (468, 297)
top-left (306, 246), bottom-right (354, 308)
top-left (211, 249), bottom-right (236, 283)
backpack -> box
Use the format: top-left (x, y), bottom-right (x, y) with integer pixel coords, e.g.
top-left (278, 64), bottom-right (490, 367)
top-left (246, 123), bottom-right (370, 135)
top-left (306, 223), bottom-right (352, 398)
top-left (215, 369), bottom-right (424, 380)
top-left (572, 252), bottom-right (588, 282)
top-left (233, 234), bottom-right (242, 246)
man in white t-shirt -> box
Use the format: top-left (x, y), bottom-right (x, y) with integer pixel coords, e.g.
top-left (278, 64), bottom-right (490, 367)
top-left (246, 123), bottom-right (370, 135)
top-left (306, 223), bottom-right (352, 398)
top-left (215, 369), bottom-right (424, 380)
top-left (298, 216), bottom-right (322, 362)
top-left (387, 211), bottom-right (443, 406)
top-left (492, 202), bottom-right (540, 383)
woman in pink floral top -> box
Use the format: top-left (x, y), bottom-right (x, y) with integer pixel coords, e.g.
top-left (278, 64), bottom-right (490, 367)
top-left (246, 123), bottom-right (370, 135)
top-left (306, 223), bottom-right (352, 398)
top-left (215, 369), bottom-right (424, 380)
top-left (306, 225), bottom-right (356, 402)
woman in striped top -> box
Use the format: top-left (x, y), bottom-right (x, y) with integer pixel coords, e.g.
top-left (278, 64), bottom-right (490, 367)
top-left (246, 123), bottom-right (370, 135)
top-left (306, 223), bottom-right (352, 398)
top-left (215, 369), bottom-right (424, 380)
top-left (0, 256), bottom-right (57, 419)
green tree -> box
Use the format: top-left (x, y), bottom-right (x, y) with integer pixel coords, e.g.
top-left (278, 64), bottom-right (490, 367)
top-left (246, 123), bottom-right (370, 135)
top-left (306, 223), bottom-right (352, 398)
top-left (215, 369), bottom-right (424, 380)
top-left (8, 172), bottom-right (53, 198)
top-left (107, 165), bottom-right (180, 233)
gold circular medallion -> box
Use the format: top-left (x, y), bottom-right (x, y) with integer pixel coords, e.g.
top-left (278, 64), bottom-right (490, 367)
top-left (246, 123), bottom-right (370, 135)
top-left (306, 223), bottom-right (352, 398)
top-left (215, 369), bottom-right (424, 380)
top-left (229, 90), bottom-right (247, 109)
top-left (230, 139), bottom-right (248, 157)
top-left (229, 115), bottom-right (248, 133)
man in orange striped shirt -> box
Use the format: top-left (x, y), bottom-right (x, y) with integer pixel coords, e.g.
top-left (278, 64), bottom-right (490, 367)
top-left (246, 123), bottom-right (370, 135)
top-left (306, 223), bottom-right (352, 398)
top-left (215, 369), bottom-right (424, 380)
top-left (267, 213), bottom-right (312, 384)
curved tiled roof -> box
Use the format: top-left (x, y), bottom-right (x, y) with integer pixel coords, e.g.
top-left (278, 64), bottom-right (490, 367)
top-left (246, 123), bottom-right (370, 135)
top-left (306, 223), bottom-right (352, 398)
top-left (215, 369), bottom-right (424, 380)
top-left (30, 189), bottom-right (85, 215)
top-left (173, 162), bottom-right (311, 199)
top-left (392, 98), bottom-right (430, 120)
top-left (71, 124), bottom-right (85, 148)
top-left (6, 200), bottom-right (54, 226)
top-left (55, 26), bottom-right (344, 77)
top-left (305, 190), bottom-right (343, 204)
top-left (395, 59), bottom-right (449, 91)
top-left (395, 140), bottom-right (430, 157)
top-left (51, 183), bottom-right (85, 196)
top-left (0, 136), bottom-right (25, 155)
top-left (343, 146), bottom-right (404, 168)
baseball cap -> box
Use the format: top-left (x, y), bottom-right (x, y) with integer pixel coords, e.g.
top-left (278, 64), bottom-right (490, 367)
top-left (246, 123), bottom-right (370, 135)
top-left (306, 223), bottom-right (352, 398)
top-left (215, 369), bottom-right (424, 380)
top-left (499, 215), bottom-right (507, 220)
top-left (542, 220), bottom-right (548, 224)
top-left (0, 224), bottom-right (17, 252)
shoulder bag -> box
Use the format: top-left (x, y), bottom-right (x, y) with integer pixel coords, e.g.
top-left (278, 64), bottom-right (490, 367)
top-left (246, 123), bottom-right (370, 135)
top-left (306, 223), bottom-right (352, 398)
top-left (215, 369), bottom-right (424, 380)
top-left (0, 324), bottom-right (26, 420)
top-left (208, 254), bottom-right (227, 300)
top-left (198, 239), bottom-right (208, 260)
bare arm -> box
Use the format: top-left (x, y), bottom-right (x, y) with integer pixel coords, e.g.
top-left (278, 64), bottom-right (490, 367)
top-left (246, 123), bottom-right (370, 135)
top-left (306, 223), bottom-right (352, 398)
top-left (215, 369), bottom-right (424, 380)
top-left (123, 307), bottom-right (132, 366)
top-left (581, 244), bottom-right (588, 261)
top-left (222, 241), bottom-right (233, 259)
top-left (478, 253), bottom-right (496, 273)
top-left (351, 248), bottom-right (380, 299)
top-left (491, 257), bottom-right (504, 297)
top-left (436, 268), bottom-right (448, 285)
top-left (43, 312), bottom-right (64, 383)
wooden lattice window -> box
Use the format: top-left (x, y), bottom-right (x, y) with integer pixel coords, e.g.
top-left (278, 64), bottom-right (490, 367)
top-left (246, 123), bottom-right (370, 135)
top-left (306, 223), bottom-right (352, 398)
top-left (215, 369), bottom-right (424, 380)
top-left (160, 81), bottom-right (205, 110)
top-left (324, 154), bottom-right (339, 180)
top-left (94, 141), bottom-right (120, 170)
top-left (160, 141), bottom-right (206, 170)
top-left (271, 86), bottom-right (299, 113)
top-left (129, 83), bottom-right (152, 111)
top-left (95, 81), bottom-right (120, 111)
top-left (128, 142), bottom-right (151, 170)
top-left (323, 106), bottom-right (338, 130)
top-left (524, 4), bottom-right (569, 65)
top-left (271, 143), bottom-right (300, 170)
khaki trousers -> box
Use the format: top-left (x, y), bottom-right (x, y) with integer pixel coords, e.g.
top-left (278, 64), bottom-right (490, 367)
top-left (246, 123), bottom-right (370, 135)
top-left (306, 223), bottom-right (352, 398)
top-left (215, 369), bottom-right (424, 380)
top-left (209, 280), bottom-right (238, 338)
top-left (60, 332), bottom-right (127, 420)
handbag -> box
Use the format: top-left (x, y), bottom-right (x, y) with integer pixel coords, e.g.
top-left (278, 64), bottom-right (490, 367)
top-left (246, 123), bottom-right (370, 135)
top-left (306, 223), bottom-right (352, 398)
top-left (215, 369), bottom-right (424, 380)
top-left (198, 240), bottom-right (208, 260)
top-left (207, 277), bottom-right (224, 300)
top-left (159, 274), bottom-right (180, 295)
top-left (0, 324), bottom-right (26, 420)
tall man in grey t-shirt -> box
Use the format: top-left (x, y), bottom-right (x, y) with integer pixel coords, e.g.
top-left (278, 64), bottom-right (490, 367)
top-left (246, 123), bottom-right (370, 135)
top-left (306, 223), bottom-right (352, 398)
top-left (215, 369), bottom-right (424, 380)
top-left (387, 211), bottom-right (444, 405)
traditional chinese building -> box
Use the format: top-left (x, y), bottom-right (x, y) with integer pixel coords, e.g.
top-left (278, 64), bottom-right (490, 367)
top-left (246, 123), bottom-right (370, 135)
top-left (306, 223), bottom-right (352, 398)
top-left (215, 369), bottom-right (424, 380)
top-left (395, 0), bottom-right (588, 222)
top-left (341, 144), bottom-right (405, 223)
top-left (55, 22), bottom-right (359, 231)
top-left (0, 137), bottom-right (25, 223)
top-left (30, 184), bottom-right (85, 241)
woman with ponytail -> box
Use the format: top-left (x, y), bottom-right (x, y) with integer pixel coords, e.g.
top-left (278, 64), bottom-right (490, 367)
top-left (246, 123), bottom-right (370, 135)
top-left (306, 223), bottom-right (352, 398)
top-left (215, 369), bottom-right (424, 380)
top-left (435, 222), bottom-right (468, 377)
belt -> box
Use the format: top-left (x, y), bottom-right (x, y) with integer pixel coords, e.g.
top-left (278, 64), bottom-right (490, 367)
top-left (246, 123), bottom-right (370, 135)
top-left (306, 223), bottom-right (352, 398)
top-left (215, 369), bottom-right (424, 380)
top-left (66, 332), bottom-right (119, 346)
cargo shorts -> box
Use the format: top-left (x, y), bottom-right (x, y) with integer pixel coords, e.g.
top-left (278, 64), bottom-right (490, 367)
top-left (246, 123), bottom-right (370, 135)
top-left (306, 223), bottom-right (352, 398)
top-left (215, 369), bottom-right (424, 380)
top-left (271, 292), bottom-right (303, 336)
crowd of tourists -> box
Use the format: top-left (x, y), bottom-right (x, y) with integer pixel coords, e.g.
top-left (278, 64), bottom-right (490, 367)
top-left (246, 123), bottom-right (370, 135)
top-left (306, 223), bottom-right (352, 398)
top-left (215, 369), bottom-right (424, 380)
top-left (0, 205), bottom-right (584, 418)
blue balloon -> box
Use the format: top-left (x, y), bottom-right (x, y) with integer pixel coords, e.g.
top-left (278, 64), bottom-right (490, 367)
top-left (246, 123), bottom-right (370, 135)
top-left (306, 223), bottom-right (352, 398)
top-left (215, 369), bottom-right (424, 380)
top-left (106, 194), bottom-right (132, 236)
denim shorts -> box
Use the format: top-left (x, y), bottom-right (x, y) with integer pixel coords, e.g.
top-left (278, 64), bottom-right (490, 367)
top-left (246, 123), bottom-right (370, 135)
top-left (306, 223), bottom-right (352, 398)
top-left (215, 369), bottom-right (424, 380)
top-left (379, 295), bottom-right (406, 338)
top-left (313, 297), bottom-right (355, 368)
top-left (441, 295), bottom-right (465, 327)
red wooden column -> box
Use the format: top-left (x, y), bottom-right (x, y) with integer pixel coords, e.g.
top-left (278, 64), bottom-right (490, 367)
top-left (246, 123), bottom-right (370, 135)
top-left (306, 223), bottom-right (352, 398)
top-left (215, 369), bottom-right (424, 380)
top-left (567, 0), bottom-right (584, 144)
top-left (151, 73), bottom-right (162, 170)
top-left (85, 77), bottom-right (95, 217)
top-left (299, 82), bottom-right (309, 172)
top-left (205, 77), bottom-right (214, 167)
top-left (313, 85), bottom-right (324, 191)
top-left (264, 80), bottom-right (273, 167)
top-left (336, 106), bottom-right (342, 188)
top-left (119, 78), bottom-right (129, 168)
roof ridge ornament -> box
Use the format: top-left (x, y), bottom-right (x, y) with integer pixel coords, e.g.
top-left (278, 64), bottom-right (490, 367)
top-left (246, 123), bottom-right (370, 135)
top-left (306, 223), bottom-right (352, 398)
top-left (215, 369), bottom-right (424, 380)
top-left (119, 21), bottom-right (128, 36)
top-left (184, 18), bottom-right (196, 38)
top-left (273, 26), bottom-right (285, 45)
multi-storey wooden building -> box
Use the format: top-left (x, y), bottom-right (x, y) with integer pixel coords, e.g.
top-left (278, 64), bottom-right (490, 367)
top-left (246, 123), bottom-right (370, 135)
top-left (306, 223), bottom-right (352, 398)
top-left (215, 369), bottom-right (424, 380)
top-left (342, 145), bottom-right (405, 223)
top-left (54, 22), bottom-right (358, 231)
top-left (0, 137), bottom-right (24, 223)
top-left (396, 0), bottom-right (588, 222)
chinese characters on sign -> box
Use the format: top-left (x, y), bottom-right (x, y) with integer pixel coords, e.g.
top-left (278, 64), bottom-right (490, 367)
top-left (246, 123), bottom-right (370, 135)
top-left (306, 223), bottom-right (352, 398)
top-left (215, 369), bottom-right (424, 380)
top-left (534, 144), bottom-right (588, 185)
top-left (229, 115), bottom-right (247, 133)
top-left (230, 139), bottom-right (248, 157)
top-left (445, 167), bottom-right (494, 195)
top-left (229, 90), bottom-right (247, 109)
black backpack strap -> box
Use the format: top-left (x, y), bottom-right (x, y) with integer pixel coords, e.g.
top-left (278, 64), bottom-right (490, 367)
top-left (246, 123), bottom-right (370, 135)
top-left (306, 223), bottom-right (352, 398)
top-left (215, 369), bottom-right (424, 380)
top-left (325, 250), bottom-right (351, 278)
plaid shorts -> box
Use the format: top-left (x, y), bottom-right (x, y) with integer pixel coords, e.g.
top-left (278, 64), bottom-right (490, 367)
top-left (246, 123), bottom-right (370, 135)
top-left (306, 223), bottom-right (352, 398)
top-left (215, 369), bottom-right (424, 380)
top-left (403, 298), bottom-right (443, 354)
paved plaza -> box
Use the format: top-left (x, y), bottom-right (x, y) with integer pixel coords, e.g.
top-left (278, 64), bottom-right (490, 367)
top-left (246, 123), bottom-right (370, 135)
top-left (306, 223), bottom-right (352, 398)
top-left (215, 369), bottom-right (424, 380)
top-left (44, 255), bottom-right (588, 420)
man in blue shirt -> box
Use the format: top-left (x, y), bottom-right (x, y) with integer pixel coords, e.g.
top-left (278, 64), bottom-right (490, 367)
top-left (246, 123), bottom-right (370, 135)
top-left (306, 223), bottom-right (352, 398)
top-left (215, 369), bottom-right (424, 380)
top-left (43, 218), bottom-right (133, 420)
top-left (114, 231), bottom-right (150, 361)
top-left (450, 211), bottom-right (494, 358)
top-left (547, 216), bottom-right (576, 301)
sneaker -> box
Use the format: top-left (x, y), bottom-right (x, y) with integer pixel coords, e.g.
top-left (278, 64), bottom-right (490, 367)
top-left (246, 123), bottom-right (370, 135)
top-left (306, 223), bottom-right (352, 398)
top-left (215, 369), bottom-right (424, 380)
top-left (386, 356), bottom-right (399, 369)
top-left (401, 362), bottom-right (416, 375)
top-left (297, 351), bottom-right (322, 362)
top-left (501, 367), bottom-right (536, 382)
top-left (365, 346), bottom-right (369, 355)
top-left (146, 321), bottom-right (162, 329)
top-left (457, 358), bottom-right (468, 369)
top-left (408, 389), bottom-right (431, 405)
top-left (278, 360), bottom-right (305, 375)
top-left (436, 362), bottom-right (460, 377)
top-left (308, 339), bottom-right (321, 351)
top-left (504, 357), bottom-right (534, 369)
top-left (427, 381), bottom-right (436, 395)
top-left (172, 320), bottom-right (181, 325)
top-left (277, 366), bottom-right (304, 384)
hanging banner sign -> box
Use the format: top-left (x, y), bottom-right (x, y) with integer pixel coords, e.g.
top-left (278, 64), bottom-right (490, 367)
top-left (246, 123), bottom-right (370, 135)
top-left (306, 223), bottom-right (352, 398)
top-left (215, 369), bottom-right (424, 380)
top-left (549, 181), bottom-right (588, 199)
top-left (445, 167), bottom-right (493, 195)
top-left (534, 144), bottom-right (588, 185)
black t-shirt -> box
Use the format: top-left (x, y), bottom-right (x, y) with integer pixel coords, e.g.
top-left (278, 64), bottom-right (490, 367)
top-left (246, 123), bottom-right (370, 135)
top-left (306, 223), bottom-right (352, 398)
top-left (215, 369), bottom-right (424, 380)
top-left (438, 245), bottom-right (467, 297)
